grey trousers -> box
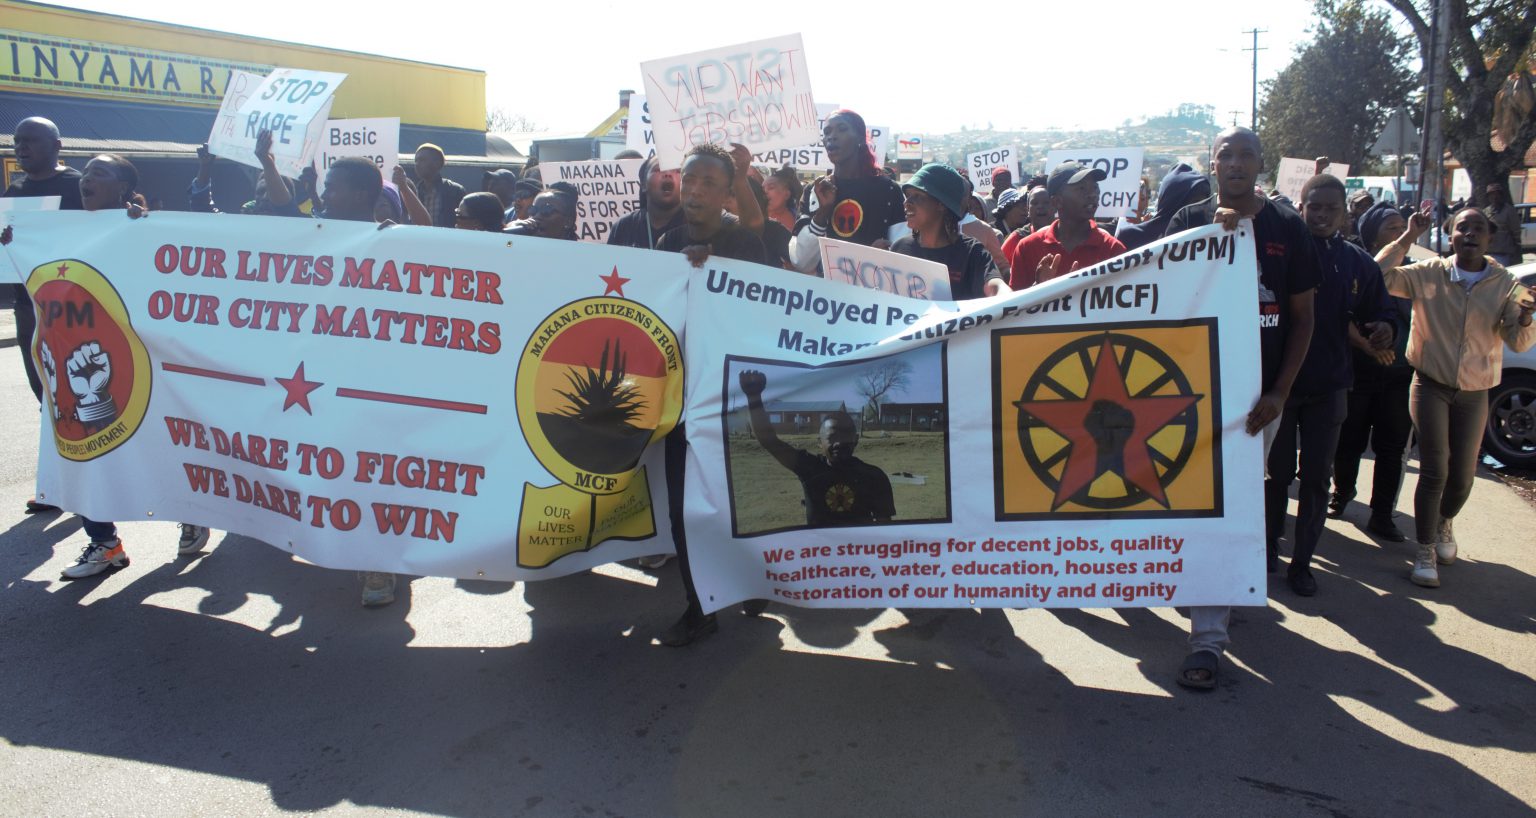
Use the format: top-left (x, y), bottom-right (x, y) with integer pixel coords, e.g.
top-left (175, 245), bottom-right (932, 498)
top-left (1408, 374), bottom-right (1489, 544)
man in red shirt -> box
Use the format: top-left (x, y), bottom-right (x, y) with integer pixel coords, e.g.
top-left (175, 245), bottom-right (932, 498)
top-left (1006, 161), bottom-right (1126, 290)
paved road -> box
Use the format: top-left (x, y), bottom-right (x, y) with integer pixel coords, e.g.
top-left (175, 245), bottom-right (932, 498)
top-left (1, 354), bottom-right (1534, 817)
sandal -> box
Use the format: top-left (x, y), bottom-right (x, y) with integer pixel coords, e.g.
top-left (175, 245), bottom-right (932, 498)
top-left (1177, 650), bottom-right (1220, 690)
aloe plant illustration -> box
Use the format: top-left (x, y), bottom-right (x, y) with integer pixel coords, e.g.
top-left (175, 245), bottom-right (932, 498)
top-left (555, 339), bottom-right (648, 428)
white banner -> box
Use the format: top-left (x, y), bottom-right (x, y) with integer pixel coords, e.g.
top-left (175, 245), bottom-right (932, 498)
top-left (1044, 147), bottom-right (1147, 218)
top-left (818, 237), bottom-right (952, 301)
top-left (681, 225), bottom-right (1265, 612)
top-left (208, 67), bottom-right (345, 178)
top-left (1274, 157), bottom-right (1349, 204)
top-left (966, 147), bottom-right (1017, 197)
top-left (5, 211), bottom-right (686, 580)
top-left (312, 117), bottom-right (399, 197)
top-left (541, 159), bottom-right (646, 243)
top-left (639, 34), bottom-right (819, 169)
top-left (625, 94), bottom-right (655, 158)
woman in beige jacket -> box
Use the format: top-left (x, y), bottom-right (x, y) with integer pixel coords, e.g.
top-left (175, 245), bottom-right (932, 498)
top-left (1377, 207), bottom-right (1535, 587)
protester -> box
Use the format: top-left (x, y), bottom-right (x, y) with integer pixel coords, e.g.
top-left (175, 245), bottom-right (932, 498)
top-left (1329, 202), bottom-right (1414, 542)
top-left (186, 130), bottom-right (299, 217)
top-left (1484, 183), bottom-right (1524, 266)
top-left (1264, 175), bottom-right (1393, 596)
top-left (1007, 162), bottom-right (1127, 290)
top-left (511, 177), bottom-right (541, 221)
top-left (409, 143), bottom-right (465, 227)
top-left (455, 192), bottom-right (507, 231)
top-left (505, 184), bottom-right (579, 240)
top-left (608, 156), bottom-right (683, 250)
top-left (653, 143), bottom-right (766, 647)
top-left (764, 167), bottom-right (800, 232)
top-left (728, 176), bottom-right (793, 269)
top-left (787, 110), bottom-right (905, 272)
top-left (315, 157), bottom-right (402, 605)
top-left (1375, 206), bottom-right (1535, 588)
top-left (999, 186), bottom-right (1055, 261)
top-left (1165, 127), bottom-right (1319, 689)
top-left (484, 168), bottom-right (521, 222)
top-left (6, 117), bottom-right (82, 468)
top-left (891, 163), bottom-right (1009, 300)
top-left (991, 188), bottom-right (1030, 233)
top-left (1114, 163), bottom-right (1209, 251)
top-left (957, 172), bottom-right (1011, 277)
top-left (4, 154), bottom-right (213, 576)
top-left (656, 144), bottom-right (765, 265)
top-left (985, 167), bottom-right (1013, 210)
top-left (1347, 190), bottom-right (1374, 242)
top-left (392, 165), bottom-right (432, 227)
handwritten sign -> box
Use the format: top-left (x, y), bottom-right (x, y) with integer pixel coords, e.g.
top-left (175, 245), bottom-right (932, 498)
top-left (819, 237), bottom-right (953, 301)
top-left (967, 147), bottom-right (1017, 197)
top-left (640, 34), bottom-right (819, 169)
top-left (208, 67), bottom-right (346, 178)
top-left (1274, 157), bottom-right (1349, 204)
top-left (1043, 147), bottom-right (1147, 218)
top-left (312, 117), bottom-right (399, 196)
top-left (541, 159), bottom-right (646, 243)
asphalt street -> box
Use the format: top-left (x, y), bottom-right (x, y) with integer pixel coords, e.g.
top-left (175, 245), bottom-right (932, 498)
top-left (1, 337), bottom-right (1534, 817)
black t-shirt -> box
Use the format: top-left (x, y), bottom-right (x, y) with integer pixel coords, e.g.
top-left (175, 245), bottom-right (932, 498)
top-left (607, 207), bottom-right (686, 250)
top-left (790, 450), bottom-right (895, 526)
top-left (802, 173), bottom-right (906, 246)
top-left (890, 234), bottom-right (1003, 300)
top-left (762, 219), bottom-right (793, 269)
top-left (656, 213), bottom-right (767, 264)
top-left (3, 167), bottom-right (83, 210)
top-left (1166, 196), bottom-right (1321, 391)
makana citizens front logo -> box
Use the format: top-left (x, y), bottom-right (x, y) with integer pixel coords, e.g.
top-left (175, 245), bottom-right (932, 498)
top-left (514, 273), bottom-right (682, 567)
top-left (27, 259), bottom-right (152, 461)
top-left (992, 321), bottom-right (1223, 520)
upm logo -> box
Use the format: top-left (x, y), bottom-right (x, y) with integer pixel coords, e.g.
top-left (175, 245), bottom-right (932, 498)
top-left (26, 259), bottom-right (153, 461)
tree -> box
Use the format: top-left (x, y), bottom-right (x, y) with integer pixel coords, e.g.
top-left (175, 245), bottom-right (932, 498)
top-left (1257, 0), bottom-right (1416, 172)
top-left (486, 107), bottom-right (539, 132)
top-left (855, 361), bottom-right (913, 423)
top-left (1382, 0), bottom-right (1536, 204)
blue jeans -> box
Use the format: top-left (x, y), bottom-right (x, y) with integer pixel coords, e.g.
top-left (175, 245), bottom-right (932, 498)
top-left (81, 518), bottom-right (117, 542)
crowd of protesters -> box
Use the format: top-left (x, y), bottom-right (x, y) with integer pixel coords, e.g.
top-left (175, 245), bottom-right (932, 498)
top-left (4, 110), bottom-right (1533, 690)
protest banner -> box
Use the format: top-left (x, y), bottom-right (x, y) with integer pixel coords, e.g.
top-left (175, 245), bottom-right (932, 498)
top-left (681, 224), bottom-right (1266, 612)
top-left (312, 117), bottom-right (399, 197)
top-left (1274, 157), bottom-right (1349, 203)
top-left (4, 211), bottom-right (687, 580)
top-left (967, 147), bottom-right (1017, 197)
top-left (818, 238), bottom-right (952, 302)
top-left (896, 135), bottom-right (924, 161)
top-left (1043, 147), bottom-right (1147, 218)
top-left (208, 67), bottom-right (346, 179)
top-left (640, 34), bottom-right (819, 169)
top-left (541, 159), bottom-right (646, 243)
top-left (0, 196), bottom-right (60, 213)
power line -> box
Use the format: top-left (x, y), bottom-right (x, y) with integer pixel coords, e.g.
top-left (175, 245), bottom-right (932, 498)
top-left (1242, 28), bottom-right (1268, 129)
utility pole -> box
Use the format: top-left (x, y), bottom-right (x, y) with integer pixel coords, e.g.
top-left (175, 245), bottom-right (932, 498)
top-left (1229, 110), bottom-right (1244, 127)
top-left (1416, 0), bottom-right (1449, 251)
top-left (1242, 28), bottom-right (1268, 129)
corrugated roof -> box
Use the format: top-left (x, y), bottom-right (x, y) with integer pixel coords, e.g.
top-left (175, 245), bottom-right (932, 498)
top-left (766, 400), bottom-right (848, 412)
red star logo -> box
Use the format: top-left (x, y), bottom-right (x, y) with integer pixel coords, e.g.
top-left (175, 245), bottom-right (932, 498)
top-left (1016, 336), bottom-right (1200, 509)
top-left (599, 266), bottom-right (630, 297)
top-left (275, 363), bottom-right (323, 414)
top-left (56, 263), bottom-right (69, 278)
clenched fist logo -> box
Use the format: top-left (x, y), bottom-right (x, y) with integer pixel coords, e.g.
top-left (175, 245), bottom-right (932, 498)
top-left (38, 342), bottom-right (62, 421)
top-left (66, 341), bottom-right (117, 425)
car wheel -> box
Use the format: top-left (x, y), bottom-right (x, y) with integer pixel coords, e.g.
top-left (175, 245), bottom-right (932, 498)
top-left (1485, 371), bottom-right (1536, 469)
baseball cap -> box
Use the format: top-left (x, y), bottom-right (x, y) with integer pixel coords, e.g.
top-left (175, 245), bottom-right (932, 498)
top-left (1046, 161), bottom-right (1107, 197)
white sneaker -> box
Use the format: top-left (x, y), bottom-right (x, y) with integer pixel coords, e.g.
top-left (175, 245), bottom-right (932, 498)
top-left (361, 572), bottom-right (397, 607)
top-left (177, 524), bottom-right (210, 556)
top-left (61, 539), bottom-right (129, 580)
top-left (1435, 518), bottom-right (1457, 565)
top-left (1410, 542), bottom-right (1441, 588)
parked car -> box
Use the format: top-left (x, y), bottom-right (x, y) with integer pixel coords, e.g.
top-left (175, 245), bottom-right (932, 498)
top-left (1518, 202), bottom-right (1535, 254)
top-left (1485, 262), bottom-right (1536, 469)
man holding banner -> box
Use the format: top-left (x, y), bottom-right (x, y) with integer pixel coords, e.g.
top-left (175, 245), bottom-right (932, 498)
top-left (1166, 127), bottom-right (1319, 688)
